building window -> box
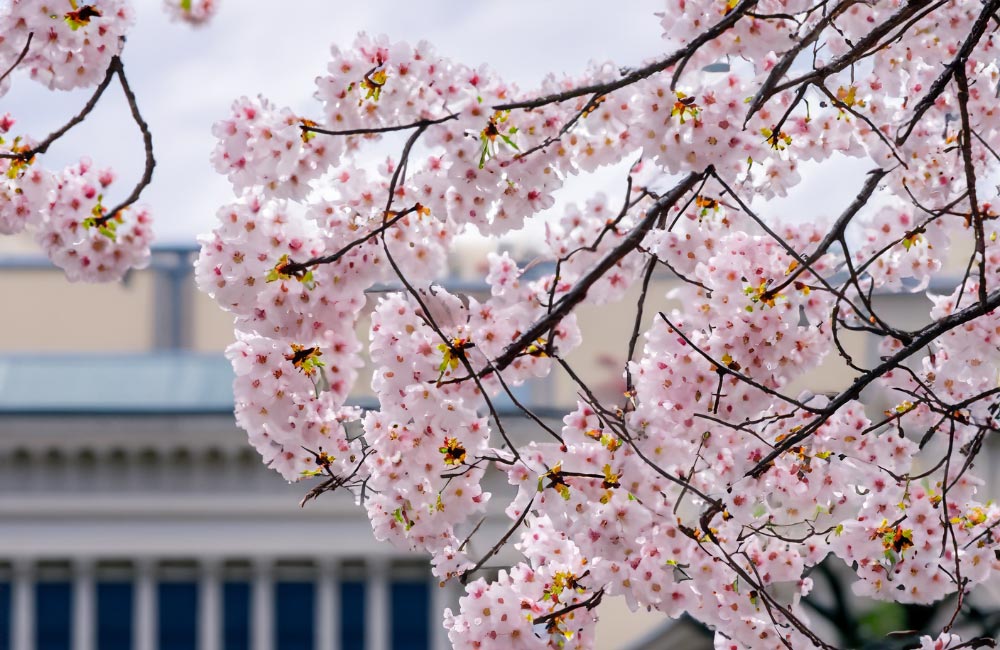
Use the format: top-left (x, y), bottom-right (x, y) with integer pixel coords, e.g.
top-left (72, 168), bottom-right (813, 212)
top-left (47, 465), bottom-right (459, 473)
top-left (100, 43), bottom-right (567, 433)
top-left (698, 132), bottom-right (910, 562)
top-left (391, 581), bottom-right (430, 650)
top-left (36, 582), bottom-right (71, 650)
top-left (97, 582), bottom-right (133, 650)
top-left (158, 582), bottom-right (198, 650)
top-left (340, 581), bottom-right (365, 650)
top-left (0, 582), bottom-right (9, 650)
top-left (224, 581), bottom-right (251, 650)
top-left (275, 581), bottom-right (314, 650)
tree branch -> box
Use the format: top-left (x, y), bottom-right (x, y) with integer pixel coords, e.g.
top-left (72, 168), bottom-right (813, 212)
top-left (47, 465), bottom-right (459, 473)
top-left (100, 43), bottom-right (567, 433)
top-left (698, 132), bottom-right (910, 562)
top-left (490, 169), bottom-right (708, 373)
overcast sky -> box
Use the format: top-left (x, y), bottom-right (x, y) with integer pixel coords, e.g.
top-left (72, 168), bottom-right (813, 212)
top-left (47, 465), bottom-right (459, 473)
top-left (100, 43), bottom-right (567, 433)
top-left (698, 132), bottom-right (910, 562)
top-left (0, 0), bottom-right (670, 243)
top-left (2, 0), bottom-right (868, 246)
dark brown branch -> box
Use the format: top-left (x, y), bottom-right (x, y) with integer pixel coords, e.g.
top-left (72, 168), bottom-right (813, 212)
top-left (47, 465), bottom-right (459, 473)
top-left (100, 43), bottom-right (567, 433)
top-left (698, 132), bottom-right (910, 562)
top-left (747, 287), bottom-right (1000, 478)
top-left (541, 174), bottom-right (641, 318)
top-left (744, 0), bottom-right (858, 123)
top-left (97, 57), bottom-right (156, 226)
top-left (553, 355), bottom-right (722, 505)
top-left (625, 256), bottom-right (657, 393)
top-left (815, 83), bottom-right (909, 168)
top-left (0, 56), bottom-right (118, 161)
top-left (954, 64), bottom-right (989, 309)
top-left (494, 0), bottom-right (761, 111)
top-left (490, 170), bottom-right (708, 372)
top-left (894, 0), bottom-right (1000, 145)
top-left (279, 204), bottom-right (419, 276)
top-left (487, 361), bottom-right (565, 444)
top-left (0, 32), bottom-right (32, 88)
top-left (531, 588), bottom-right (606, 630)
top-left (460, 495), bottom-right (535, 584)
top-left (302, 112), bottom-right (458, 137)
top-left (950, 638), bottom-right (997, 650)
top-left (757, 0), bottom-right (944, 112)
top-left (764, 168), bottom-right (887, 299)
top-left (658, 312), bottom-right (821, 413)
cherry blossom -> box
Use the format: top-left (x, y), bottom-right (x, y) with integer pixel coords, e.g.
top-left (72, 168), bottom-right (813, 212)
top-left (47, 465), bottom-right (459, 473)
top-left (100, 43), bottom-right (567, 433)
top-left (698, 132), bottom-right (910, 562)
top-left (4, 0), bottom-right (1000, 647)
top-left (193, 7), bottom-right (1000, 646)
top-left (162, 0), bottom-right (218, 25)
top-left (36, 158), bottom-right (153, 282)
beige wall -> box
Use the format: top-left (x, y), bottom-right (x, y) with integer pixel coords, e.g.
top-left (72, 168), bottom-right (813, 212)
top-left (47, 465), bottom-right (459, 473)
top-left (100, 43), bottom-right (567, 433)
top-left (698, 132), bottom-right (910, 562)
top-left (190, 288), bottom-right (237, 353)
top-left (1, 263), bottom-right (895, 400)
top-left (0, 253), bottom-right (981, 650)
top-left (560, 276), bottom-right (878, 406)
top-left (0, 268), bottom-right (157, 352)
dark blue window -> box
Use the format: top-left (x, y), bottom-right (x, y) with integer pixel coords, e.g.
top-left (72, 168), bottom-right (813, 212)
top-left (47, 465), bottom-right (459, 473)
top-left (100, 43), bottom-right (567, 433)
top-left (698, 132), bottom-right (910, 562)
top-left (97, 582), bottom-right (133, 650)
top-left (0, 582), bottom-right (10, 650)
top-left (36, 582), bottom-right (72, 650)
top-left (340, 581), bottom-right (365, 650)
top-left (275, 581), bottom-right (314, 650)
top-left (391, 581), bottom-right (430, 650)
top-left (158, 582), bottom-right (197, 650)
top-left (223, 581), bottom-right (251, 650)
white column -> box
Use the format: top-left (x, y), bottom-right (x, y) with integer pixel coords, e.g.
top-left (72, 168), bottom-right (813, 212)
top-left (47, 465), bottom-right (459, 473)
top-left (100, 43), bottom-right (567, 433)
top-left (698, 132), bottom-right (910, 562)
top-left (73, 560), bottom-right (96, 650)
top-left (316, 560), bottom-right (339, 650)
top-left (11, 560), bottom-right (34, 650)
top-left (134, 560), bottom-right (156, 650)
top-left (199, 560), bottom-right (222, 650)
top-left (364, 559), bottom-right (389, 650)
top-left (251, 559), bottom-right (274, 650)
top-left (429, 576), bottom-right (456, 650)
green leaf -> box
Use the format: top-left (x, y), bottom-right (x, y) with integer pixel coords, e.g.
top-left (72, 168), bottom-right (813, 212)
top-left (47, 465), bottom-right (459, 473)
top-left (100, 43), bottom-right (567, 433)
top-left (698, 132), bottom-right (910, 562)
top-left (500, 134), bottom-right (520, 151)
top-left (478, 139), bottom-right (490, 169)
top-left (181, 0), bottom-right (192, 10)
top-left (82, 216), bottom-right (118, 241)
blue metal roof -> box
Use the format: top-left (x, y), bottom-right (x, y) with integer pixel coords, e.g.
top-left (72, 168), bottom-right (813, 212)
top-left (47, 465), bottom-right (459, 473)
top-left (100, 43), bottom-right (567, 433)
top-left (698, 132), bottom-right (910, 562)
top-left (0, 353), bottom-right (235, 415)
top-left (0, 352), bottom-right (564, 418)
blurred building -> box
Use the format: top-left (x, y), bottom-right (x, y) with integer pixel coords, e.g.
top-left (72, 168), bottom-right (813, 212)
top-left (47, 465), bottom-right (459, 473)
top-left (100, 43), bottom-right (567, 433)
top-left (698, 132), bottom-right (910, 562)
top-left (0, 247), bottom-right (459, 650)
top-left (0, 245), bottom-right (974, 650)
top-left (0, 247), bottom-right (661, 650)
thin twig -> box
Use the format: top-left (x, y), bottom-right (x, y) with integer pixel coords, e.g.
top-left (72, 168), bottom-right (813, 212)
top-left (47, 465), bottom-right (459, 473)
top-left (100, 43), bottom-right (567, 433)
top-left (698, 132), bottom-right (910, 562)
top-left (0, 32), bottom-right (32, 88)
top-left (98, 56), bottom-right (156, 225)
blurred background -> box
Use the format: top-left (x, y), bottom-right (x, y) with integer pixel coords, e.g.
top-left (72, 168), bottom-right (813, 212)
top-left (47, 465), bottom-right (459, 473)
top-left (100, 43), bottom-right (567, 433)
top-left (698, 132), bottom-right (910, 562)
top-left (0, 244), bottom-right (686, 650)
top-left (1, 244), bottom-right (985, 650)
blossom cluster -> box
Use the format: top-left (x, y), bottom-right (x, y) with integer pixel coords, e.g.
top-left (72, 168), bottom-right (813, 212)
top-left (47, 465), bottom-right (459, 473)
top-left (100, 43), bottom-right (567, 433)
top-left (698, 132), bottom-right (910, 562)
top-left (0, 0), bottom-right (134, 92)
top-left (0, 123), bottom-right (153, 281)
top-left (0, 0), bottom-right (219, 281)
top-left (193, 3), bottom-right (1000, 649)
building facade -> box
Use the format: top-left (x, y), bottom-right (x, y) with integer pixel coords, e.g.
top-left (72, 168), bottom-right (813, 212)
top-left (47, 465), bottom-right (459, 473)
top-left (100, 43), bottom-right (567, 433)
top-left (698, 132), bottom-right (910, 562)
top-left (0, 245), bottom-right (977, 649)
